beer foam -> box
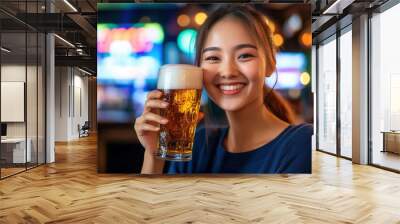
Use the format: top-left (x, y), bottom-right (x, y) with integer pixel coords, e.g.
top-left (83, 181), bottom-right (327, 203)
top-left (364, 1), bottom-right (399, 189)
top-left (157, 64), bottom-right (203, 90)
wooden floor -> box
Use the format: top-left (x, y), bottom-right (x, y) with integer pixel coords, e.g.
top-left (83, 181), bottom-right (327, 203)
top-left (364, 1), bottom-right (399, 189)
top-left (1, 167), bottom-right (26, 178)
top-left (1, 135), bottom-right (400, 223)
top-left (1, 163), bottom-right (43, 178)
top-left (373, 150), bottom-right (400, 171)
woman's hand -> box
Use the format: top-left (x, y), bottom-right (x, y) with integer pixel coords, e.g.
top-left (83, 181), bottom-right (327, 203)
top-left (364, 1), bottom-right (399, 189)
top-left (134, 90), bottom-right (169, 155)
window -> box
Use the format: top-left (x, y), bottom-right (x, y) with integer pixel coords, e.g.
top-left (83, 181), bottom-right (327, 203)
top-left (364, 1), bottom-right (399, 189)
top-left (317, 36), bottom-right (337, 154)
top-left (339, 28), bottom-right (352, 158)
top-left (371, 3), bottom-right (400, 171)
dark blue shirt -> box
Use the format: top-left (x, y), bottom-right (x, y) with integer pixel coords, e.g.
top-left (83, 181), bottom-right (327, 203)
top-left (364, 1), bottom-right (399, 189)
top-left (164, 123), bottom-right (313, 174)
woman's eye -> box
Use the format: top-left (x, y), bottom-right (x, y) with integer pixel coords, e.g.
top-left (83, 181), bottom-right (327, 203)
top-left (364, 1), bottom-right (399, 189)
top-left (238, 53), bottom-right (254, 60)
top-left (204, 56), bottom-right (220, 62)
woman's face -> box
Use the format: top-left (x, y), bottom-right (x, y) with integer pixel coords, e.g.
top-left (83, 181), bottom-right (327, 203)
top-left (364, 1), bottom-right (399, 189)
top-left (201, 16), bottom-right (267, 112)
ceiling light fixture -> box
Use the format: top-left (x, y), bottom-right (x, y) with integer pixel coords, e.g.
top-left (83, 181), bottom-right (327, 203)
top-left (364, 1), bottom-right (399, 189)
top-left (78, 67), bottom-right (92, 76)
top-left (63, 0), bottom-right (78, 12)
top-left (323, 0), bottom-right (341, 14)
top-left (322, 0), bottom-right (355, 15)
top-left (1, 47), bottom-right (11, 53)
top-left (54, 34), bottom-right (75, 48)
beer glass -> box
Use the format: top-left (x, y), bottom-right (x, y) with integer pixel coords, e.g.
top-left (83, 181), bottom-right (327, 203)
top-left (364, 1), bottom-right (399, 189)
top-left (156, 64), bottom-right (203, 161)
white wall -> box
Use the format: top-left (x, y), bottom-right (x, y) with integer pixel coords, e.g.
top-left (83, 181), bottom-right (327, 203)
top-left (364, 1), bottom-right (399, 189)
top-left (1, 65), bottom-right (31, 138)
top-left (1, 64), bottom-right (45, 164)
top-left (55, 67), bottom-right (69, 141)
top-left (55, 67), bottom-right (89, 141)
top-left (71, 73), bottom-right (89, 138)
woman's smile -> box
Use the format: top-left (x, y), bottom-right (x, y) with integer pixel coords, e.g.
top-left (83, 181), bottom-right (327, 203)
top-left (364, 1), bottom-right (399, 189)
top-left (217, 82), bottom-right (247, 95)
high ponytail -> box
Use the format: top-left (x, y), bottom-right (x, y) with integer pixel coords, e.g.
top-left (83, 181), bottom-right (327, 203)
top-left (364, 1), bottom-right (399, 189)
top-left (263, 86), bottom-right (295, 124)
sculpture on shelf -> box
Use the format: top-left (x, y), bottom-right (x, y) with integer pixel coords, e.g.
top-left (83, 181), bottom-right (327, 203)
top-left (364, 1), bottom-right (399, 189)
top-left (78, 121), bottom-right (90, 138)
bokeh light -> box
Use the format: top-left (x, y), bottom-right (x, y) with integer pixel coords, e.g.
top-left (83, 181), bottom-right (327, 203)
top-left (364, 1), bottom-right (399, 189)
top-left (288, 89), bottom-right (301, 99)
top-left (283, 14), bottom-right (302, 38)
top-left (300, 72), bottom-right (311, 86)
top-left (300, 32), bottom-right (312, 47)
top-left (195, 12), bottom-right (208, 25)
top-left (97, 23), bottom-right (164, 53)
top-left (177, 29), bottom-right (197, 54)
top-left (273, 33), bottom-right (284, 47)
top-left (144, 23), bottom-right (164, 44)
top-left (177, 14), bottom-right (190, 27)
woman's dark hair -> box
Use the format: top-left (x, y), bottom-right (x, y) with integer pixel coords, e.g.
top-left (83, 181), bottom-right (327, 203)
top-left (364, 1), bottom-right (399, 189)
top-left (195, 4), bottom-right (295, 124)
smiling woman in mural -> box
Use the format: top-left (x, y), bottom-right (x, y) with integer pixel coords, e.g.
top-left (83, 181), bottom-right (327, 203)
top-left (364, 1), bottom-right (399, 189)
top-left (135, 5), bottom-right (313, 174)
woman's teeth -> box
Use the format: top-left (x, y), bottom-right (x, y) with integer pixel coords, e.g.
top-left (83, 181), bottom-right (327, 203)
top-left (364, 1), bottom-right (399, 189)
top-left (219, 84), bottom-right (244, 91)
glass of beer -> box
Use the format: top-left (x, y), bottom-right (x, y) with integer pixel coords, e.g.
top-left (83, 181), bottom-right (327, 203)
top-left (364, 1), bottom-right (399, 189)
top-left (156, 64), bottom-right (203, 161)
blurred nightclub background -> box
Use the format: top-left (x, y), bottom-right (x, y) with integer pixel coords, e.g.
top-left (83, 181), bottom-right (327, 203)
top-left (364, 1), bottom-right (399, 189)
top-left (97, 3), bottom-right (312, 173)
